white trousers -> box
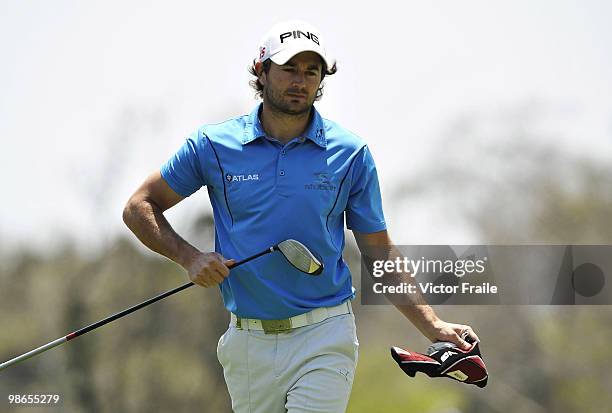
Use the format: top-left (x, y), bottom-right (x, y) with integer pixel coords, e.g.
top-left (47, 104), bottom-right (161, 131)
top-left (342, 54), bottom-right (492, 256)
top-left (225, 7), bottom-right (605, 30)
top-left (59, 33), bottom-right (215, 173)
top-left (217, 311), bottom-right (359, 413)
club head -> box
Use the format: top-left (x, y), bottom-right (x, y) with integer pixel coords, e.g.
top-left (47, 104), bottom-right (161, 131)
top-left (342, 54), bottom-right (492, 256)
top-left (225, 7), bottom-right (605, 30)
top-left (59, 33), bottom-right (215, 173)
top-left (275, 239), bottom-right (324, 275)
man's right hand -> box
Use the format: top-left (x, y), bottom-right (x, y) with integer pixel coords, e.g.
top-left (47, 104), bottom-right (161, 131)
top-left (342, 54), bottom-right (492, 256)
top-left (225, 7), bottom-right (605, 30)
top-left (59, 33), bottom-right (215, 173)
top-left (184, 252), bottom-right (236, 288)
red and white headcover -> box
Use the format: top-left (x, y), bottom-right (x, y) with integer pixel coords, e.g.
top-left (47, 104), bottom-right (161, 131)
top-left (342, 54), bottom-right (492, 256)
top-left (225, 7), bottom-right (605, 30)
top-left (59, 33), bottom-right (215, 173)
top-left (390, 339), bottom-right (488, 388)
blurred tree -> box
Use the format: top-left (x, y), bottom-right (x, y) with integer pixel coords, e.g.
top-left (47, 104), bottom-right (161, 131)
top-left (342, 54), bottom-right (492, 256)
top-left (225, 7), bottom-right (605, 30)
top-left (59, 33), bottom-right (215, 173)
top-left (381, 103), bottom-right (612, 412)
top-left (0, 217), bottom-right (232, 413)
top-left (2, 102), bottom-right (611, 412)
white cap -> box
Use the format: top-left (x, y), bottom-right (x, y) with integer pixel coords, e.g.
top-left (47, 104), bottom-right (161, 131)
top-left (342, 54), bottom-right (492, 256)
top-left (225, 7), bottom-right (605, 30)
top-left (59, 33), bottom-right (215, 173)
top-left (256, 20), bottom-right (335, 73)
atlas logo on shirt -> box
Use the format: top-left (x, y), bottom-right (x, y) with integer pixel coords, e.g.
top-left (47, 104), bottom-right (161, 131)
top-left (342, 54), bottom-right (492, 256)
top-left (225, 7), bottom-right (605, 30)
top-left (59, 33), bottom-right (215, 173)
top-left (226, 173), bottom-right (260, 183)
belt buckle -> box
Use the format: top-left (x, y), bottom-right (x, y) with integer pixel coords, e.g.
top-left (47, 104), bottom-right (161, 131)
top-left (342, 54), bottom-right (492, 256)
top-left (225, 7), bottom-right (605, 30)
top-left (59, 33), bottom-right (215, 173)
top-left (261, 318), bottom-right (292, 334)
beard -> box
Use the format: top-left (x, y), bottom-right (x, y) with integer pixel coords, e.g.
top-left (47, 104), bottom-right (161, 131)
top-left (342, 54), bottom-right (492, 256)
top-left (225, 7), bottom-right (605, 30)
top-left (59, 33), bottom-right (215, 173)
top-left (264, 83), bottom-right (316, 116)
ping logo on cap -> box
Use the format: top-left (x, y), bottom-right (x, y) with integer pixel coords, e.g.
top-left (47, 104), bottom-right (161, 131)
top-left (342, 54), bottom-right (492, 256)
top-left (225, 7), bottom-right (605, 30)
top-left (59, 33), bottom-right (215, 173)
top-left (279, 30), bottom-right (320, 45)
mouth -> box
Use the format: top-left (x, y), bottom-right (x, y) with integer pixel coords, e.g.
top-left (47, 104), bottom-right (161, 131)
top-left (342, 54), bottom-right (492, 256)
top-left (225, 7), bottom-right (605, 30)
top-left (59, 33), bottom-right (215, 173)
top-left (286, 92), bottom-right (307, 100)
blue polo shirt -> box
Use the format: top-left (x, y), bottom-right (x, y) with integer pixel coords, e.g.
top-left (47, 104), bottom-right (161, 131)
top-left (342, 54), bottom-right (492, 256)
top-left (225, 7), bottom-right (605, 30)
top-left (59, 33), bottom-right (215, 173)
top-left (161, 103), bottom-right (386, 319)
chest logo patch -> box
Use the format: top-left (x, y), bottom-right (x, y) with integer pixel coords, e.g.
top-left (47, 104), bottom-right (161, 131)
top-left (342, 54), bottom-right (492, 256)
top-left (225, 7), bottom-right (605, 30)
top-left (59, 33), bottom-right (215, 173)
top-left (305, 172), bottom-right (337, 191)
top-left (226, 173), bottom-right (260, 183)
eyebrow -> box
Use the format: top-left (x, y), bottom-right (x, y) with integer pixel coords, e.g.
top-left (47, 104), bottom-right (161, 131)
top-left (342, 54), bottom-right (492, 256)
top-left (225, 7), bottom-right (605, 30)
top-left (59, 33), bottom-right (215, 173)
top-left (284, 62), bottom-right (321, 71)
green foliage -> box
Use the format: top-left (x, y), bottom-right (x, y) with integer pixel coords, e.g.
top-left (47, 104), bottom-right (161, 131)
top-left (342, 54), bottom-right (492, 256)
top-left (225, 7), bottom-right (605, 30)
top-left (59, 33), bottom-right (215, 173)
top-left (2, 235), bottom-right (612, 412)
top-left (3, 104), bottom-right (612, 411)
top-left (0, 238), bottom-right (232, 413)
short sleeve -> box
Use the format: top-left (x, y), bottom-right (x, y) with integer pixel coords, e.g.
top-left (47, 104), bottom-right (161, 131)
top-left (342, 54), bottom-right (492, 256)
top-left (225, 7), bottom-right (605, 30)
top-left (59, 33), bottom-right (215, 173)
top-left (345, 146), bottom-right (387, 233)
top-left (160, 130), bottom-right (208, 197)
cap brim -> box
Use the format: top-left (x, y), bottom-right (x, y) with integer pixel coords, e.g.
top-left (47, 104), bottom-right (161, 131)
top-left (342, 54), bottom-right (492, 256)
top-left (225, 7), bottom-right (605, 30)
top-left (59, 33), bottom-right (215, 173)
top-left (270, 45), bottom-right (334, 72)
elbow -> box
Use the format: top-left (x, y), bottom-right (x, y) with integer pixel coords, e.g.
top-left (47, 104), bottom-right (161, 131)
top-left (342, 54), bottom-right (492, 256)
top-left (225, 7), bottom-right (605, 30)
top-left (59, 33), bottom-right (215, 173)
top-left (123, 194), bottom-right (158, 228)
top-left (122, 196), bottom-right (138, 227)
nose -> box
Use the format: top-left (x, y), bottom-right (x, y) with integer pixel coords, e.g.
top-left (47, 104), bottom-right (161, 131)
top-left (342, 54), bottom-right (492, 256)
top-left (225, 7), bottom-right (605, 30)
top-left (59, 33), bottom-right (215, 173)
top-left (290, 70), bottom-right (306, 86)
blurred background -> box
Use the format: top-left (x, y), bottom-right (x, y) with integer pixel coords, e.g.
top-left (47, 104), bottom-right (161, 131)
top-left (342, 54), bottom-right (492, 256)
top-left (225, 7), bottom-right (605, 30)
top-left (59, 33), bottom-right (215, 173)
top-left (1, 1), bottom-right (612, 412)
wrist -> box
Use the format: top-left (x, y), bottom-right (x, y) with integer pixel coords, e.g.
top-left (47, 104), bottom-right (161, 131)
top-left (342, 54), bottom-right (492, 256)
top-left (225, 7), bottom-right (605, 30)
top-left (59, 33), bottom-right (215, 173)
top-left (176, 246), bottom-right (201, 272)
top-left (396, 304), bottom-right (441, 341)
top-left (422, 317), bottom-right (444, 341)
top-left (415, 313), bottom-right (440, 340)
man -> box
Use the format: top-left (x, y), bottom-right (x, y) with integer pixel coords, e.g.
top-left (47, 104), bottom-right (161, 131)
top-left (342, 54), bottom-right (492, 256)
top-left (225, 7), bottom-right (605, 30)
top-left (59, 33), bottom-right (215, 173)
top-left (123, 20), bottom-right (479, 413)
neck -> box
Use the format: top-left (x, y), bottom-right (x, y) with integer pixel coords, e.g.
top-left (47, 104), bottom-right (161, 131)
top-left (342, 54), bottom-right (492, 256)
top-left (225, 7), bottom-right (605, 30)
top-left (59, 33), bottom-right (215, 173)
top-left (260, 102), bottom-right (312, 144)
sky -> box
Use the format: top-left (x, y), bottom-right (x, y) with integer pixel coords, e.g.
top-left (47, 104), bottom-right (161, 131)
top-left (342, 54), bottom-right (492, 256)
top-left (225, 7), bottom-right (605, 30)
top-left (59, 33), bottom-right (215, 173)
top-left (1, 0), bottom-right (611, 252)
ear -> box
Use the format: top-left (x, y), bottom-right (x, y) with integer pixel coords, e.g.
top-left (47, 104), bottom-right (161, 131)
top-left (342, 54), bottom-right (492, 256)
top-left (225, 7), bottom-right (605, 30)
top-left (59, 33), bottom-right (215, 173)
top-left (255, 61), bottom-right (267, 86)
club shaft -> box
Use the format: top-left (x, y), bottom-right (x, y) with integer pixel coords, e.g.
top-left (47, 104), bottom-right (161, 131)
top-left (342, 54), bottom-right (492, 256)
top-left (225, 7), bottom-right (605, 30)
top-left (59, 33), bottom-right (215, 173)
top-left (0, 336), bottom-right (67, 371)
top-left (0, 246), bottom-right (275, 372)
top-left (68, 281), bottom-right (196, 341)
top-left (232, 247), bottom-right (274, 267)
top-left (0, 282), bottom-right (195, 371)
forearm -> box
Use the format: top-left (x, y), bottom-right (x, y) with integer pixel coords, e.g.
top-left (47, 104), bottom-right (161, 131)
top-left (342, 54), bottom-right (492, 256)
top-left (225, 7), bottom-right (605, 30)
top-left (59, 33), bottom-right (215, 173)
top-left (377, 247), bottom-right (441, 338)
top-left (355, 230), bottom-right (441, 339)
top-left (355, 231), bottom-right (478, 346)
top-left (122, 196), bottom-right (199, 269)
top-left (381, 246), bottom-right (475, 345)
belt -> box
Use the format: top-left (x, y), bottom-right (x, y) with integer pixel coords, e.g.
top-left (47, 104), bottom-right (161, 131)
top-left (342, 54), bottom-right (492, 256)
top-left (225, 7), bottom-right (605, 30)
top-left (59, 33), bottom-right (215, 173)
top-left (230, 301), bottom-right (352, 334)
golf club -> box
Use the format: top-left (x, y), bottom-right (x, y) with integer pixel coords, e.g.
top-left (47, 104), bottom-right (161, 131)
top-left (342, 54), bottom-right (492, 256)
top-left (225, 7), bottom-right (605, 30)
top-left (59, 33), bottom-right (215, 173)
top-left (0, 239), bottom-right (323, 371)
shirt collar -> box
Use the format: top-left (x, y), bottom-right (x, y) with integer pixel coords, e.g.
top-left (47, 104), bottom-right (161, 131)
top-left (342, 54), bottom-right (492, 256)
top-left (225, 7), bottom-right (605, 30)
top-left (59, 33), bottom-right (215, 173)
top-left (243, 103), bottom-right (327, 147)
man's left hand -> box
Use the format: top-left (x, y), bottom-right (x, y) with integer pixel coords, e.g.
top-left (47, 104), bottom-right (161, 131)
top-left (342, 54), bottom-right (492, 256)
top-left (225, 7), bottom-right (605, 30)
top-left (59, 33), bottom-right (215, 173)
top-left (425, 320), bottom-right (480, 350)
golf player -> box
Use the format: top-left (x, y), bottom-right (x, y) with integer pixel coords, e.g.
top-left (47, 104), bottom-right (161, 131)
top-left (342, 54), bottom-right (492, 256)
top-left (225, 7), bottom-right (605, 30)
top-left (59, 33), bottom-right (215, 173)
top-left (123, 20), bottom-right (479, 413)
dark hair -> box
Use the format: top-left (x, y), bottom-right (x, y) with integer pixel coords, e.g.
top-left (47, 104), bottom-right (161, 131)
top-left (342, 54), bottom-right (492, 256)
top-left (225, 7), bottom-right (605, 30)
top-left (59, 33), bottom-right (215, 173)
top-left (248, 58), bottom-right (337, 100)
